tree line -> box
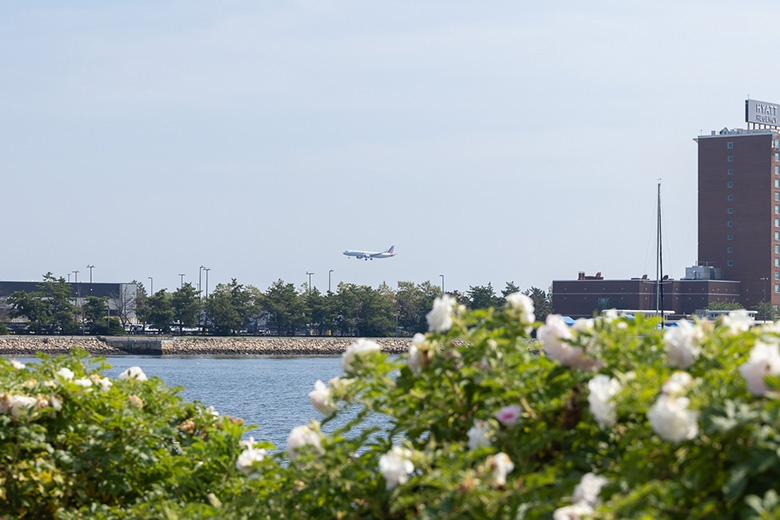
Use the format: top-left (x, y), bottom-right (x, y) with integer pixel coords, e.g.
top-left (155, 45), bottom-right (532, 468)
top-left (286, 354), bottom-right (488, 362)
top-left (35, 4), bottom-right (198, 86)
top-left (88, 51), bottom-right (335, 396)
top-left (4, 273), bottom-right (553, 337)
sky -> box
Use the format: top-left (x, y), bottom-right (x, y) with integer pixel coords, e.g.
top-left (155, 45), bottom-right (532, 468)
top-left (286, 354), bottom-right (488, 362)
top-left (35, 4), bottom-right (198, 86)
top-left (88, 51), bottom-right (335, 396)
top-left (1, 1), bottom-right (777, 297)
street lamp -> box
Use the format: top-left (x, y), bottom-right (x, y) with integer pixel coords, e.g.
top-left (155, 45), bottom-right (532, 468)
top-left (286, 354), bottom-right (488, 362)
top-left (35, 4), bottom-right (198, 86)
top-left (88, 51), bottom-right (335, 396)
top-left (306, 272), bottom-right (314, 293)
top-left (179, 273), bottom-right (185, 288)
top-left (329, 269), bottom-right (334, 293)
top-left (440, 274), bottom-right (445, 295)
top-left (87, 264), bottom-right (95, 294)
top-left (761, 277), bottom-right (769, 301)
top-left (148, 277), bottom-right (154, 295)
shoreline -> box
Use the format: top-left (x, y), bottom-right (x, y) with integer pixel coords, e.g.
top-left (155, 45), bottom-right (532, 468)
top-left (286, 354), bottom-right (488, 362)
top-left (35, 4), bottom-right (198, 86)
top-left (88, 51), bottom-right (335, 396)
top-left (0, 335), bottom-right (413, 357)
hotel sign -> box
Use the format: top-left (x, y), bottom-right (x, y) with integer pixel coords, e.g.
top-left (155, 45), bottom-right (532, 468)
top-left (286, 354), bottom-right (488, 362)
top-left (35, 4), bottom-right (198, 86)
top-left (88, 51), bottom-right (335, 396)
top-left (746, 99), bottom-right (780, 126)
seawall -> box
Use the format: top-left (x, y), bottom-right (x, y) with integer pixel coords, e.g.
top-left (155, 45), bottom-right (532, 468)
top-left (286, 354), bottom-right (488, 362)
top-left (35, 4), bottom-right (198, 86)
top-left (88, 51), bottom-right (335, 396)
top-left (0, 336), bottom-right (412, 357)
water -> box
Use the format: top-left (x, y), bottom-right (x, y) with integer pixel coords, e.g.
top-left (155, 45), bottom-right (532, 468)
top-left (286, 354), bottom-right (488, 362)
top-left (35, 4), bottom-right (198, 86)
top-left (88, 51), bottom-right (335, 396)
top-left (11, 355), bottom-right (349, 450)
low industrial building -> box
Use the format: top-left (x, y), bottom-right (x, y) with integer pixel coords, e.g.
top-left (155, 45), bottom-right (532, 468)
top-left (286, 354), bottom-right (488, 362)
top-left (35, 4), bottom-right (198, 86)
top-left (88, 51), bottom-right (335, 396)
top-left (553, 267), bottom-right (742, 319)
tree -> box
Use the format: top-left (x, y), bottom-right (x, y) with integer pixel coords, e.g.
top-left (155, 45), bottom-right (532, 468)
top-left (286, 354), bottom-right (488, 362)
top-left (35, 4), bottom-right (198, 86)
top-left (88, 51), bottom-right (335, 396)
top-left (524, 286), bottom-right (553, 323)
top-left (263, 279), bottom-right (304, 335)
top-left (203, 280), bottom-right (255, 336)
top-left (755, 300), bottom-right (777, 321)
top-left (133, 281), bottom-right (150, 330)
top-left (171, 283), bottom-right (202, 334)
top-left (707, 300), bottom-right (743, 311)
top-left (147, 290), bottom-right (174, 333)
top-left (499, 281), bottom-right (522, 307)
top-left (467, 283), bottom-right (500, 310)
top-left (83, 296), bottom-right (109, 334)
top-left (8, 273), bottom-right (78, 334)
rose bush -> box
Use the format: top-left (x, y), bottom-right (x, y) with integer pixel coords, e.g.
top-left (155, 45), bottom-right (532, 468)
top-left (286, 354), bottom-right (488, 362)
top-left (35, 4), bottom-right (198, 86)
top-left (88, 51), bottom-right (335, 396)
top-left (5, 297), bottom-right (780, 518)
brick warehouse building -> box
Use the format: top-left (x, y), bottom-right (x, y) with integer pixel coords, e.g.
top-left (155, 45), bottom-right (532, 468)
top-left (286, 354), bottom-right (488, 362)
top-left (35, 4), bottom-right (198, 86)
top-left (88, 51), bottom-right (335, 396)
top-left (553, 99), bottom-right (780, 319)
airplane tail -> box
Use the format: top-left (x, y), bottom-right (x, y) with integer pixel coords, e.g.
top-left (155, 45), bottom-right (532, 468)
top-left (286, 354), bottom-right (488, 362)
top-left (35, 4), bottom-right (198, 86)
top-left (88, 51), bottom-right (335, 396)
top-left (386, 245), bottom-right (395, 254)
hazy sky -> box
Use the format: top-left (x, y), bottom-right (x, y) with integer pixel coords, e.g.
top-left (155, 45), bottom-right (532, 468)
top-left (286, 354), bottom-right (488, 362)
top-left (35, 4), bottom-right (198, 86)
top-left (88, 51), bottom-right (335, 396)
top-left (1, 1), bottom-right (775, 296)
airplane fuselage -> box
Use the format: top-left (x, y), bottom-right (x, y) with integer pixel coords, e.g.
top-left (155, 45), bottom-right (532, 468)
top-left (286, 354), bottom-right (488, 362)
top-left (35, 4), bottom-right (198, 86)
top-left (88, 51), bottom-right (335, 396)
top-left (343, 246), bottom-right (396, 261)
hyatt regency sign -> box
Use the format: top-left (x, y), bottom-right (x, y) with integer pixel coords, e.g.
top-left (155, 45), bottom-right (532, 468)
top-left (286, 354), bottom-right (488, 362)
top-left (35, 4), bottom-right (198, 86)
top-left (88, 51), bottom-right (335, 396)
top-left (746, 99), bottom-right (780, 126)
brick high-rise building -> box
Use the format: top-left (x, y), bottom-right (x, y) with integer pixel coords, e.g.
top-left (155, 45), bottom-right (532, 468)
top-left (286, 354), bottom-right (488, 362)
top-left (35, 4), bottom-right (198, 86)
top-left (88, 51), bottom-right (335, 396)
top-left (696, 126), bottom-right (780, 309)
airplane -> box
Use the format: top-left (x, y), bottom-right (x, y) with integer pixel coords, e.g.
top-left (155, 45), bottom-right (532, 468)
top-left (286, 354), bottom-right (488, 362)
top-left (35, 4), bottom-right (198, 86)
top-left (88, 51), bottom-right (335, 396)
top-left (343, 245), bottom-right (396, 261)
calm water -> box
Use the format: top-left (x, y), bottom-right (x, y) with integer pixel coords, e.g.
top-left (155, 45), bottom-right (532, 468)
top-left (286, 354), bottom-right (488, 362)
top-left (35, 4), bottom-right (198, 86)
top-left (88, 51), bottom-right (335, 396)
top-left (11, 355), bottom-right (349, 450)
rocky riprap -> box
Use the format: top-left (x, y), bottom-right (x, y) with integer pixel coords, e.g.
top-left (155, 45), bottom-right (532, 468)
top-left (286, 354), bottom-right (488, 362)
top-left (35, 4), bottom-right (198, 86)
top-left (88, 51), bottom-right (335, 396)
top-left (0, 336), bottom-right (412, 357)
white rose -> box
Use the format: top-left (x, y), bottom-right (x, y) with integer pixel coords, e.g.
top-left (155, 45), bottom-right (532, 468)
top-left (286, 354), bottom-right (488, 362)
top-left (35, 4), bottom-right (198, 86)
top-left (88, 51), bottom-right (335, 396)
top-left (236, 438), bottom-right (267, 475)
top-left (665, 320), bottom-right (702, 368)
top-left (739, 341), bottom-right (780, 396)
top-left (505, 293), bottom-right (535, 324)
top-left (90, 375), bottom-right (113, 392)
top-left (379, 446), bottom-right (414, 490)
top-left (426, 295), bottom-right (455, 333)
top-left (0, 394), bottom-right (38, 418)
top-left (662, 371), bottom-right (694, 396)
top-left (56, 367), bottom-right (74, 380)
top-left (572, 472), bottom-right (608, 508)
top-left (286, 424), bottom-right (323, 459)
top-left (341, 339), bottom-right (381, 372)
top-left (489, 452), bottom-right (514, 486)
top-left (553, 503), bottom-right (594, 520)
top-left (722, 309), bottom-right (754, 334)
top-left (466, 420), bottom-right (491, 450)
top-left (309, 380), bottom-right (337, 415)
top-left (538, 315), bottom-right (586, 367)
top-left (647, 395), bottom-right (699, 443)
top-left (587, 375), bottom-right (622, 427)
top-left (118, 366), bottom-right (148, 381)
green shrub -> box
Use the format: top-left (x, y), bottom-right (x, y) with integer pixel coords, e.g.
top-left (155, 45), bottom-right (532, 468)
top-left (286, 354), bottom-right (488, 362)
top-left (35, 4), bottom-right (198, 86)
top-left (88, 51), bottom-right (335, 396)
top-left (0, 323), bottom-right (8, 335)
top-left (5, 297), bottom-right (780, 518)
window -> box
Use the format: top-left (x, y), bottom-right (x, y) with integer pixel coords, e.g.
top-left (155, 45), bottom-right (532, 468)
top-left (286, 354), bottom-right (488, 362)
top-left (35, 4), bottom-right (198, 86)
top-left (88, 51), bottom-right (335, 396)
top-left (728, 207), bottom-right (733, 214)
top-left (728, 182), bottom-right (734, 188)
top-left (728, 247), bottom-right (734, 253)
top-left (776, 192), bottom-right (779, 201)
top-left (728, 260), bottom-right (734, 266)
top-left (776, 205), bottom-right (780, 215)
top-left (727, 142), bottom-right (733, 149)
top-left (728, 168), bottom-right (734, 175)
top-left (776, 272), bottom-right (779, 280)
top-left (776, 153), bottom-right (779, 161)
top-left (728, 156), bottom-right (734, 162)
top-left (728, 221), bottom-right (733, 227)
top-left (775, 232), bottom-right (779, 240)
top-left (775, 139), bottom-right (779, 148)
top-left (776, 284), bottom-right (779, 293)
top-left (775, 179), bottom-right (779, 188)
top-left (728, 234), bottom-right (733, 240)
top-left (728, 194), bottom-right (734, 201)
top-left (776, 245), bottom-right (780, 254)
top-left (775, 258), bottom-right (779, 267)
top-left (776, 166), bottom-right (780, 175)
top-left (775, 218), bottom-right (779, 227)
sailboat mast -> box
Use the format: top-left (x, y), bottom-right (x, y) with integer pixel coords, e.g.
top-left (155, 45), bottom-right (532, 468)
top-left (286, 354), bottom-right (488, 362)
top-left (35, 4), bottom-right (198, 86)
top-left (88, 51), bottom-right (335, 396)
top-left (656, 181), bottom-right (664, 317)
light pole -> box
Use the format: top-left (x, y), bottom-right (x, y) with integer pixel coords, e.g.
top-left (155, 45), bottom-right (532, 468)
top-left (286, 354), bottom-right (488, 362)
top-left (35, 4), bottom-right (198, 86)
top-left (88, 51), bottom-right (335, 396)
top-left (306, 272), bottom-right (314, 294)
top-left (329, 269), bottom-right (334, 293)
top-left (148, 277), bottom-right (154, 295)
top-left (761, 277), bottom-right (769, 302)
top-left (73, 270), bottom-right (81, 334)
top-left (179, 273), bottom-right (185, 288)
top-left (199, 265), bottom-right (205, 299)
top-left (440, 274), bottom-right (445, 295)
top-left (87, 264), bottom-right (95, 294)
top-left (204, 268), bottom-right (210, 298)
